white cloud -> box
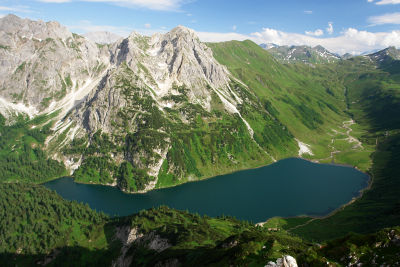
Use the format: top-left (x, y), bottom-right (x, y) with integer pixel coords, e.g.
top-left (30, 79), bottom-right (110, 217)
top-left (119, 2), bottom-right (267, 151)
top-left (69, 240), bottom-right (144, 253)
top-left (196, 31), bottom-right (251, 43)
top-left (67, 20), bottom-right (135, 37)
top-left (137, 28), bottom-right (168, 35)
top-left (144, 23), bottom-right (151, 29)
top-left (37, 0), bottom-right (187, 11)
top-left (0, 5), bottom-right (33, 13)
top-left (232, 25), bottom-right (237, 31)
top-left (67, 20), bottom-right (169, 37)
top-left (305, 29), bottom-right (324, 36)
top-left (369, 0), bottom-right (400, 4)
top-left (326, 22), bottom-right (334, 34)
top-left (197, 26), bottom-right (400, 55)
top-left (304, 10), bottom-right (313, 14)
top-left (369, 12), bottom-right (400, 25)
top-left (39, 0), bottom-right (70, 2)
top-left (253, 27), bottom-right (400, 55)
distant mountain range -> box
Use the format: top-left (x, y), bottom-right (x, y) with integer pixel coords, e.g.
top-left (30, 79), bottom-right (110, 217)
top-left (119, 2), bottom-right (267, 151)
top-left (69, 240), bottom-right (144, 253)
top-left (260, 43), bottom-right (400, 65)
top-left (368, 46), bottom-right (400, 64)
top-left (259, 43), bottom-right (279, 50)
top-left (260, 43), bottom-right (341, 64)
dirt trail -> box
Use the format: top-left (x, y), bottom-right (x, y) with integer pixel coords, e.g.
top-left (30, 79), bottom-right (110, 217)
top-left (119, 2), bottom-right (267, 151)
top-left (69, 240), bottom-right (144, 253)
top-left (317, 119), bottom-right (363, 162)
top-left (342, 120), bottom-right (363, 149)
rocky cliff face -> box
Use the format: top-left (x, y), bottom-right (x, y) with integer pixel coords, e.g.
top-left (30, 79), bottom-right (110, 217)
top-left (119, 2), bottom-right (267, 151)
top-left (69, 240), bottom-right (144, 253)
top-left (73, 25), bottom-right (243, 134)
top-left (0, 14), bottom-right (109, 118)
top-left (368, 46), bottom-right (400, 66)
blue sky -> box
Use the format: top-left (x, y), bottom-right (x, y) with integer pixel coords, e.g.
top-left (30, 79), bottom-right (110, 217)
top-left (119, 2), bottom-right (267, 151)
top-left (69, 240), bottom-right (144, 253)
top-left (1, 0), bottom-right (400, 54)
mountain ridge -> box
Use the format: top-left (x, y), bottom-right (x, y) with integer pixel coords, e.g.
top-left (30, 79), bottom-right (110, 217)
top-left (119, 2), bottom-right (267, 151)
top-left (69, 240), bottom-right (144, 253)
top-left (262, 44), bottom-right (341, 64)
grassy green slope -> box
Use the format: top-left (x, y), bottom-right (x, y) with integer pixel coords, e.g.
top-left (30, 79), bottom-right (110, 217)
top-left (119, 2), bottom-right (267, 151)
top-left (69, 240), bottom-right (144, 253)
top-left (276, 56), bottom-right (400, 241)
top-left (208, 40), bottom-right (372, 169)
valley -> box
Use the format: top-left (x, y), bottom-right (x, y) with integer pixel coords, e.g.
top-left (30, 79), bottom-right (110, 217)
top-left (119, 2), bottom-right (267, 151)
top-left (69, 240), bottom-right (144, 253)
top-left (0, 13), bottom-right (400, 266)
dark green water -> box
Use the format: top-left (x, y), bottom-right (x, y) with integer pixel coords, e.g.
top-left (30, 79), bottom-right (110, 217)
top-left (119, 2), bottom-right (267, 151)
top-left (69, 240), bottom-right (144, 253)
top-left (44, 158), bottom-right (369, 222)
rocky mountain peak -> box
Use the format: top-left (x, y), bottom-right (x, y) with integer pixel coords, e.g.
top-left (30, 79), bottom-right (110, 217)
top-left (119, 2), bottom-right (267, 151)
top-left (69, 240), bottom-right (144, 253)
top-left (0, 14), bottom-right (72, 41)
top-left (0, 14), bottom-right (109, 118)
top-left (382, 46), bottom-right (400, 59)
top-left (266, 44), bottom-right (340, 64)
top-left (168, 25), bottom-right (198, 40)
top-left (110, 26), bottom-right (232, 109)
top-left (368, 46), bottom-right (400, 64)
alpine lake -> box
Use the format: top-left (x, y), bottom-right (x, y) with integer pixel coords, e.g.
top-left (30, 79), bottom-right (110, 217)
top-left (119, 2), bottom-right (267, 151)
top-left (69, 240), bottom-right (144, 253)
top-left (44, 158), bottom-right (369, 223)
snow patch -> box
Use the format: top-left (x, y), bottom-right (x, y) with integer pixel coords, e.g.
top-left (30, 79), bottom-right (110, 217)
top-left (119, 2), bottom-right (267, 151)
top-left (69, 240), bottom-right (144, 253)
top-left (147, 47), bottom-right (159, 57)
top-left (296, 139), bottom-right (313, 156)
top-left (0, 97), bottom-right (38, 119)
top-left (64, 156), bottom-right (82, 174)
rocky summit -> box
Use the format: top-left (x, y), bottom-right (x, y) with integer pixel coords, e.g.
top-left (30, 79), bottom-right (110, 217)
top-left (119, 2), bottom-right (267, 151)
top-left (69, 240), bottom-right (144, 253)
top-left (0, 14), bottom-right (109, 118)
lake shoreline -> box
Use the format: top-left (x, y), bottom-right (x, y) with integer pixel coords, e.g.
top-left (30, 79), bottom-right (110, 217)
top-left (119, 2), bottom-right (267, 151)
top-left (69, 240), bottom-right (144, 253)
top-left (43, 156), bottom-right (370, 196)
top-left (44, 157), bottom-right (370, 222)
top-left (259, 167), bottom-right (373, 227)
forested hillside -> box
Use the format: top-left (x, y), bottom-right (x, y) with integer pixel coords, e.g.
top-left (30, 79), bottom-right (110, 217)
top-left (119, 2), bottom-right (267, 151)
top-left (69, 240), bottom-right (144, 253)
top-left (1, 184), bottom-right (399, 266)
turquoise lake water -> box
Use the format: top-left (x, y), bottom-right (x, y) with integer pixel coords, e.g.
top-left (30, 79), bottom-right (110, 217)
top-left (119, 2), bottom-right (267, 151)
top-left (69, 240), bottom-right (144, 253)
top-left (44, 158), bottom-right (369, 222)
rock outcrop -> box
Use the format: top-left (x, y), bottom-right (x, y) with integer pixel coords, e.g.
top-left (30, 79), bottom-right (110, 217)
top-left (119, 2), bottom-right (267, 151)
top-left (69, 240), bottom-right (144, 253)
top-left (113, 226), bottom-right (171, 267)
top-left (265, 255), bottom-right (298, 267)
top-left (0, 14), bottom-right (109, 117)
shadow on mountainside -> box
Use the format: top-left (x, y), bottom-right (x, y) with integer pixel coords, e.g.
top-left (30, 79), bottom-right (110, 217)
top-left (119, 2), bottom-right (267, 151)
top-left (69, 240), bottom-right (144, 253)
top-left (0, 221), bottom-right (122, 267)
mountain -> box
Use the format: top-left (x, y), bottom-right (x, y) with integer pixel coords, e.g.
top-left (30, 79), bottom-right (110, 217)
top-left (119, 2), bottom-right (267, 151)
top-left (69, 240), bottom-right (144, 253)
top-left (61, 26), bottom-right (282, 192)
top-left (265, 44), bottom-right (341, 64)
top-left (0, 14), bottom-right (110, 119)
top-left (367, 46), bottom-right (400, 65)
top-left (83, 31), bottom-right (122, 44)
top-left (0, 15), bottom-right (296, 193)
top-left (341, 53), bottom-right (354, 60)
top-left (0, 15), bottom-right (370, 193)
top-left (259, 42), bottom-right (278, 49)
top-left (1, 14), bottom-right (400, 266)
top-left (360, 48), bottom-right (382, 56)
